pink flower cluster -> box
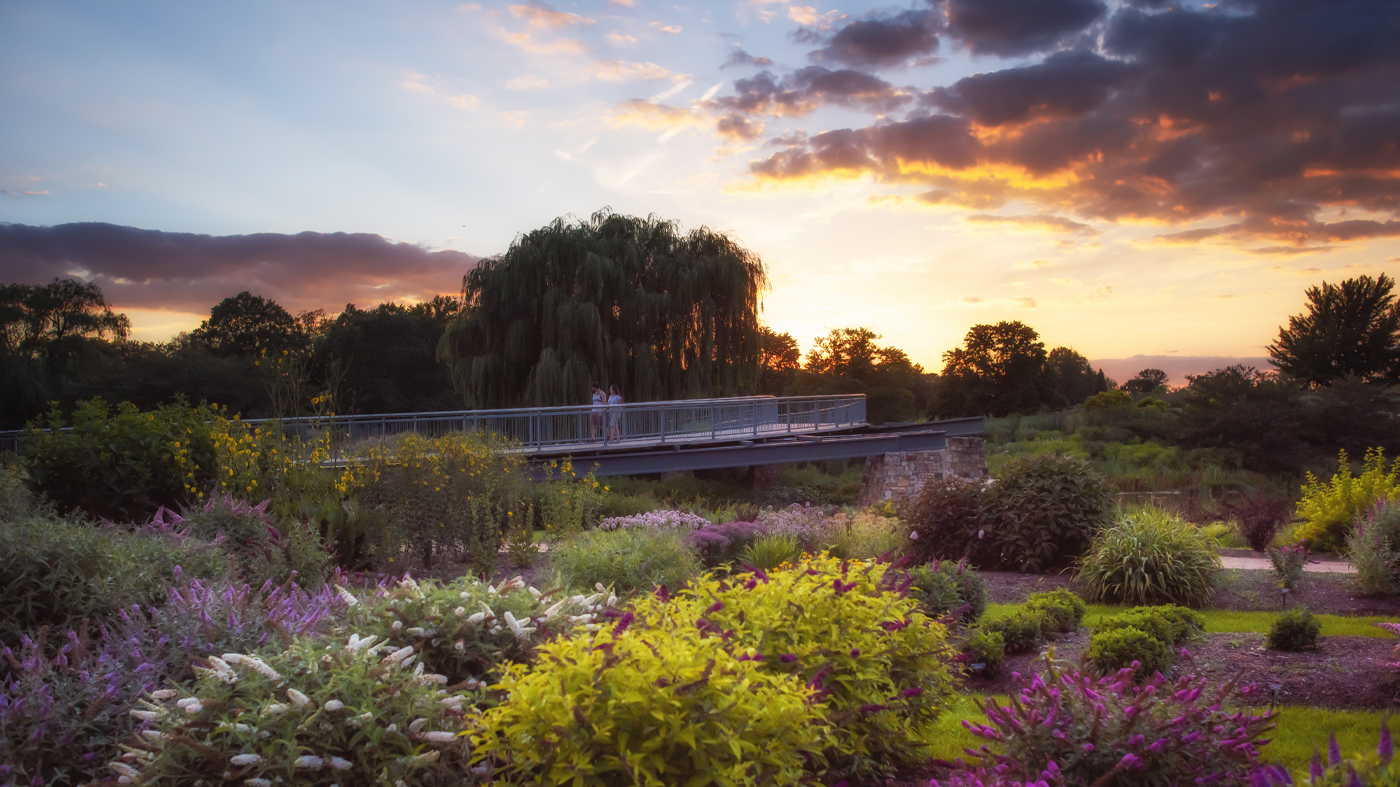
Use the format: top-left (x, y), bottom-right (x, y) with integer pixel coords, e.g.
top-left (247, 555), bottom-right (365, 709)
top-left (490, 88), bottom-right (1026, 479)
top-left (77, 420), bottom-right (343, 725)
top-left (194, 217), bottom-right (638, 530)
top-left (598, 510), bottom-right (712, 531)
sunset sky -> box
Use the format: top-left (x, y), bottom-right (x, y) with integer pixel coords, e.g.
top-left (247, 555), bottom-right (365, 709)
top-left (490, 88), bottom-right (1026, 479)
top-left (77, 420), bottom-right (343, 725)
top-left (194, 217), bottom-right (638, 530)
top-left (2, 0), bottom-right (1397, 375)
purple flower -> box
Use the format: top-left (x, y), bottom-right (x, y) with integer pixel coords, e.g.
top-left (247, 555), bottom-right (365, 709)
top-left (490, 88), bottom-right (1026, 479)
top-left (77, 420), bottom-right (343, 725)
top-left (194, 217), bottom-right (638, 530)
top-left (779, 654), bottom-right (798, 663)
top-left (1380, 721), bottom-right (1393, 765)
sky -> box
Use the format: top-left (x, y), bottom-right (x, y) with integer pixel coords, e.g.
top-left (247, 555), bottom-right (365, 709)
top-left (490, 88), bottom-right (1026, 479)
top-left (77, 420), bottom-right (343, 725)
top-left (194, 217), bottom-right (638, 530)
top-left (2, 0), bottom-right (1398, 376)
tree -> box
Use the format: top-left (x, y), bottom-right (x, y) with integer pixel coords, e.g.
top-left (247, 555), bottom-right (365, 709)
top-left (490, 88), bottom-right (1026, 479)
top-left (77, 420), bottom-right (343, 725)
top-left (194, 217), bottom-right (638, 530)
top-left (192, 291), bottom-right (308, 358)
top-left (0, 278), bottom-right (129, 364)
top-left (310, 301), bottom-right (460, 414)
top-left (1122, 367), bottom-right (1169, 394)
top-left (932, 321), bottom-right (1050, 417)
top-left (439, 209), bottom-right (768, 408)
top-left (797, 327), bottom-right (931, 423)
top-left (1045, 346), bottom-right (1099, 407)
top-left (757, 325), bottom-right (801, 395)
top-left (1268, 273), bottom-right (1400, 386)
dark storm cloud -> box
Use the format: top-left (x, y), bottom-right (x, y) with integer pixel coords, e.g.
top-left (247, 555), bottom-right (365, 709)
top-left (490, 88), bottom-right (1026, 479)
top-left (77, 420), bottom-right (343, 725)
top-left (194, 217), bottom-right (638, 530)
top-left (712, 66), bottom-right (911, 117)
top-left (806, 9), bottom-right (942, 69)
top-left (721, 49), bottom-right (773, 69)
top-left (0, 222), bottom-right (480, 314)
top-left (736, 0), bottom-right (1400, 246)
top-left (944, 0), bottom-right (1108, 57)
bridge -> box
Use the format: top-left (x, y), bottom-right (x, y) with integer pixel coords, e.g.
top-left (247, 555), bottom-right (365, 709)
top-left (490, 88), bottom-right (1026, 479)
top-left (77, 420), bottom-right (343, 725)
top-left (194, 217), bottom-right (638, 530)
top-left (0, 394), bottom-right (985, 477)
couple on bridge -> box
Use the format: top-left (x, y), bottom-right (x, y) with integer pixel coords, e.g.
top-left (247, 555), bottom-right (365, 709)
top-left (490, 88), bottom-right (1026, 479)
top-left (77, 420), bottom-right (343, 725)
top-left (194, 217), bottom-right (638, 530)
top-left (590, 382), bottom-right (623, 441)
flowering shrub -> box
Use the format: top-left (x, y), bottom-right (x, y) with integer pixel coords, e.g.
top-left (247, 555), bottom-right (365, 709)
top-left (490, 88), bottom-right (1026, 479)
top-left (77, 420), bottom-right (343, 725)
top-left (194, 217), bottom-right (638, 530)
top-left (597, 509), bottom-right (710, 531)
top-left (636, 555), bottom-right (959, 780)
top-left (954, 655), bottom-right (1275, 787)
top-left (473, 617), bottom-right (824, 786)
top-left (1257, 726), bottom-right (1400, 787)
top-left (344, 573), bottom-right (605, 684)
top-left (908, 559), bottom-right (988, 624)
top-left (1268, 541), bottom-right (1310, 591)
top-left (687, 519), bottom-right (770, 567)
top-left (1350, 501), bottom-right (1400, 596)
top-left (2, 576), bottom-right (346, 787)
top-left (1296, 448), bottom-right (1400, 552)
top-left (1375, 621), bottom-right (1400, 672)
top-left (550, 526), bottom-right (701, 594)
top-left (103, 636), bottom-right (474, 786)
top-left (759, 503), bottom-right (849, 550)
top-left (167, 494), bottom-right (330, 587)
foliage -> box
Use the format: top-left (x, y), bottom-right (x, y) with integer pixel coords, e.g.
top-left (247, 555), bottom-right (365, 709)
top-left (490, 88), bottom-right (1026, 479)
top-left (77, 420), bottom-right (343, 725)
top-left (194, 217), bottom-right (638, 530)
top-left (1267, 607), bottom-right (1322, 652)
top-left (308, 299), bottom-right (461, 415)
top-left (103, 635), bottom-right (474, 786)
top-left (981, 612), bottom-right (1048, 655)
top-left (740, 532), bottom-right (803, 571)
top-left (1045, 346), bottom-right (1104, 408)
top-left (176, 495), bottom-right (330, 587)
top-left (757, 325), bottom-right (802, 395)
top-left (348, 431), bottom-right (530, 573)
top-left (528, 461), bottom-right (608, 539)
top-left (953, 655), bottom-right (1275, 787)
top-left (1296, 448), bottom-right (1400, 552)
top-left (1268, 273), bottom-right (1400, 386)
top-left (933, 321), bottom-right (1051, 418)
top-left (191, 290), bottom-right (308, 358)
top-left (1257, 725), bottom-right (1400, 787)
top-left (440, 209), bottom-right (768, 408)
top-left (959, 629), bottom-right (1006, 678)
top-left (0, 511), bottom-right (229, 643)
top-left (1, 576), bottom-right (346, 787)
top-left (344, 573), bottom-right (601, 685)
top-left (758, 502), bottom-right (849, 551)
top-left (687, 520), bottom-right (770, 567)
top-left (1223, 491), bottom-right (1295, 552)
top-left (1201, 521), bottom-right (1250, 549)
top-left (473, 612), bottom-right (824, 787)
top-left (643, 555), bottom-right (959, 780)
top-left (1093, 606), bottom-right (1205, 647)
top-left (1084, 388), bottom-right (1132, 411)
top-left (1268, 542), bottom-right (1310, 591)
top-left (598, 508), bottom-right (710, 531)
top-left (822, 510), bottom-right (906, 560)
top-left (989, 453), bottom-right (1114, 572)
top-left (1077, 508), bottom-right (1220, 606)
top-left (1023, 589), bottom-right (1086, 633)
top-left (907, 559), bottom-right (988, 624)
top-left (903, 477), bottom-right (994, 565)
top-left (1086, 625), bottom-right (1172, 676)
top-left (550, 526), bottom-right (701, 595)
top-left (1122, 368), bottom-right (1169, 395)
top-left (1350, 501), bottom-right (1400, 595)
top-left (794, 326), bottom-right (933, 423)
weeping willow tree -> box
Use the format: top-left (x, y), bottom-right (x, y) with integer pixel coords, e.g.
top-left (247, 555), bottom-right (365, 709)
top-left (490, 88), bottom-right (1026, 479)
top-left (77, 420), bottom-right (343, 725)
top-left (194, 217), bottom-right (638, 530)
top-left (438, 209), bottom-right (769, 408)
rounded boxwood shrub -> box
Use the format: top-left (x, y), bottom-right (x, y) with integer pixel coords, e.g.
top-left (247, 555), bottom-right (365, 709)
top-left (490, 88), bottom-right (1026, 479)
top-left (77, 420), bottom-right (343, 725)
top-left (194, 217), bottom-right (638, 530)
top-left (1093, 605), bottom-right (1204, 647)
top-left (1086, 626), bottom-right (1171, 677)
top-left (1023, 589), bottom-right (1086, 633)
top-left (988, 454), bottom-right (1113, 572)
top-left (982, 611), bottom-right (1048, 655)
top-left (908, 559), bottom-right (988, 624)
top-left (960, 629), bottom-right (1006, 678)
top-left (1078, 508), bottom-right (1221, 607)
top-left (1267, 606), bottom-right (1322, 652)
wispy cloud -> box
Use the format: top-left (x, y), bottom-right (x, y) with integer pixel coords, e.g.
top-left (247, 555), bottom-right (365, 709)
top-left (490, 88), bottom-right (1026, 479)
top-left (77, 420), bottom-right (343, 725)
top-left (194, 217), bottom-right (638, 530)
top-left (650, 21), bottom-right (682, 34)
top-left (509, 4), bottom-right (595, 30)
top-left (965, 213), bottom-right (1101, 236)
top-left (591, 59), bottom-right (686, 82)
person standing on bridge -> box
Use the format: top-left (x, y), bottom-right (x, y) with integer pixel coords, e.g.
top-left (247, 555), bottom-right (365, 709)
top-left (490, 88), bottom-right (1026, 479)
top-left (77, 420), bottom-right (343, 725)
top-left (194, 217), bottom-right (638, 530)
top-left (590, 382), bottom-right (605, 440)
top-left (607, 384), bottom-right (623, 442)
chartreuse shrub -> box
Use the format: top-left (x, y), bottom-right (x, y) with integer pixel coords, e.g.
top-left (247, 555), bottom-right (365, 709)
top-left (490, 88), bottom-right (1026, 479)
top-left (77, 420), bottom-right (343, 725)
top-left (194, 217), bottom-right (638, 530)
top-left (473, 616), bottom-right (825, 787)
top-left (1296, 448), bottom-right (1400, 552)
top-left (0, 511), bottom-right (229, 643)
top-left (344, 573), bottom-right (603, 684)
top-left (1088, 605), bottom-right (1204, 676)
top-left (959, 629), bottom-right (1006, 678)
top-left (1350, 500), bottom-right (1400, 595)
top-left (1257, 725), bottom-right (1400, 787)
top-left (1078, 507), bottom-right (1220, 607)
top-left (551, 526), bottom-right (701, 594)
top-left (981, 611), bottom-right (1049, 655)
top-left (1024, 589), bottom-right (1085, 633)
top-left (945, 655), bottom-right (1275, 787)
top-left (1268, 607), bottom-right (1322, 652)
top-left (106, 636), bottom-right (474, 786)
top-left (988, 454), bottom-right (1114, 572)
top-left (908, 559), bottom-right (989, 624)
top-left (640, 555), bottom-right (959, 780)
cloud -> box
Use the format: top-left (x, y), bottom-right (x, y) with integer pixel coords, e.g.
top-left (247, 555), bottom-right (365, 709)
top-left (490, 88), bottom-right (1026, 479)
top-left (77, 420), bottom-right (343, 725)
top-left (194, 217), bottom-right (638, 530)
top-left (1014, 297), bottom-right (1038, 308)
top-left (1014, 259), bottom-right (1052, 269)
top-left (591, 59), bottom-right (684, 82)
top-left (0, 223), bottom-right (480, 315)
top-left (788, 6), bottom-right (843, 28)
top-left (924, 50), bottom-right (1132, 126)
top-left (501, 32), bottom-right (591, 55)
top-left (712, 66), bottom-right (912, 118)
top-left (960, 295), bottom-right (984, 304)
top-left (650, 21), bottom-right (682, 34)
top-left (506, 75), bottom-right (548, 90)
top-left (945, 0), bottom-right (1107, 57)
top-left (509, 4), bottom-right (595, 30)
top-left (805, 9), bottom-right (942, 69)
top-left (609, 0), bottom-right (635, 6)
top-left (722, 49), bottom-right (774, 69)
top-left (609, 99), bottom-right (707, 131)
top-left (964, 212), bottom-right (1101, 236)
top-left (606, 31), bottom-right (638, 46)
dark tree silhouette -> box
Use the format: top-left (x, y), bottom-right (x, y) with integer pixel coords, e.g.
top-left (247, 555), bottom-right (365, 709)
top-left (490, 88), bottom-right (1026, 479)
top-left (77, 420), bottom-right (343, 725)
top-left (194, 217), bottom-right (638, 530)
top-left (1045, 346), bottom-right (1099, 406)
top-left (310, 300), bottom-right (461, 414)
top-left (192, 291), bottom-right (308, 358)
top-left (1122, 367), bottom-right (1169, 394)
top-left (0, 278), bottom-right (129, 363)
top-left (797, 327), bottom-right (930, 423)
top-left (933, 321), bottom-right (1050, 417)
top-left (1268, 273), bottom-right (1400, 386)
top-left (439, 209), bottom-right (768, 408)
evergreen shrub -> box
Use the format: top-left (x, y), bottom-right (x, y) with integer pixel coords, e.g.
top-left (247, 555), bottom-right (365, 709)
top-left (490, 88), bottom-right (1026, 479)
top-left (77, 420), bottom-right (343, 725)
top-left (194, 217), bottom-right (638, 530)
top-left (982, 612), bottom-right (1048, 655)
top-left (1086, 626), bottom-right (1171, 677)
top-left (1078, 508), bottom-right (1220, 607)
top-left (960, 629), bottom-right (1006, 678)
top-left (1267, 607), bottom-right (1322, 652)
top-left (1024, 589), bottom-right (1085, 633)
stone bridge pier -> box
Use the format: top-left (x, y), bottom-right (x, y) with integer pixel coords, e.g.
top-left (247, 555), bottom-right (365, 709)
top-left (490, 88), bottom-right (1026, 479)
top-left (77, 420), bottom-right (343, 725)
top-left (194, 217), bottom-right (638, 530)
top-left (855, 436), bottom-right (989, 508)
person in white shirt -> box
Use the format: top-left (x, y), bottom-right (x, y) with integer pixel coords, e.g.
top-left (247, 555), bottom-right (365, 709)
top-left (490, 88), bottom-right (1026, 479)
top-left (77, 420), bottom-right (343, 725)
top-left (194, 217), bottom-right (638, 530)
top-left (607, 385), bottom-right (623, 441)
top-left (589, 382), bottom-right (605, 440)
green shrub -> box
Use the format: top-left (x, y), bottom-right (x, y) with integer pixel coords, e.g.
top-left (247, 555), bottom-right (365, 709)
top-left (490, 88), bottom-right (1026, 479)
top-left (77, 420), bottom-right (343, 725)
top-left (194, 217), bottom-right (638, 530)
top-left (1296, 447), bottom-right (1400, 552)
top-left (0, 513), bottom-right (228, 643)
top-left (824, 510), bottom-right (905, 560)
top-left (106, 636), bottom-right (474, 786)
top-left (527, 460), bottom-right (608, 539)
top-left (180, 495), bottom-right (330, 587)
top-left (474, 615), bottom-right (824, 787)
top-left (908, 559), bottom-right (988, 624)
top-left (1267, 607), bottom-right (1322, 651)
top-left (903, 477), bottom-right (994, 566)
top-left (642, 555), bottom-right (959, 780)
top-left (982, 611), bottom-right (1048, 655)
top-left (740, 531), bottom-right (803, 571)
top-left (1083, 389), bottom-right (1131, 410)
top-left (349, 431), bottom-right (531, 574)
top-left (989, 453), bottom-right (1113, 572)
top-left (1093, 605), bottom-right (1204, 647)
top-left (550, 526), bottom-right (701, 594)
top-left (1086, 626), bottom-right (1171, 677)
top-left (0, 453), bottom-right (34, 521)
top-left (1078, 507), bottom-right (1220, 606)
top-left (345, 573), bottom-right (598, 684)
top-left (1200, 520), bottom-right (1249, 549)
top-left (1024, 588), bottom-right (1086, 633)
top-left (22, 398), bottom-right (221, 522)
top-left (1267, 542), bottom-right (1309, 591)
top-left (960, 629), bottom-right (1006, 678)
top-left (1350, 500), bottom-right (1400, 595)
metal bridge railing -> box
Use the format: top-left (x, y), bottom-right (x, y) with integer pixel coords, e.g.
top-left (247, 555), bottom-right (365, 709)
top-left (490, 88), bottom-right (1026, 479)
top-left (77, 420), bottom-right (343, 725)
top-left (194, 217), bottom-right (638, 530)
top-left (0, 395), bottom-right (867, 455)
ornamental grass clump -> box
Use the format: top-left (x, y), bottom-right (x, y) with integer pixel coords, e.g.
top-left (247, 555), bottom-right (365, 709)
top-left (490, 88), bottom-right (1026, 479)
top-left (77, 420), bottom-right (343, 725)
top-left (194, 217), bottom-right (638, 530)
top-left (345, 573), bottom-right (603, 684)
top-left (550, 526), bottom-right (701, 594)
top-left (686, 519), bottom-right (770, 567)
top-left (1350, 500), bottom-right (1400, 596)
top-left (473, 618), bottom-right (825, 787)
top-left (740, 531), bottom-right (803, 571)
top-left (951, 654), bottom-right (1276, 787)
top-left (635, 555), bottom-right (959, 780)
top-left (105, 635), bottom-right (474, 786)
top-left (1078, 507), bottom-right (1221, 607)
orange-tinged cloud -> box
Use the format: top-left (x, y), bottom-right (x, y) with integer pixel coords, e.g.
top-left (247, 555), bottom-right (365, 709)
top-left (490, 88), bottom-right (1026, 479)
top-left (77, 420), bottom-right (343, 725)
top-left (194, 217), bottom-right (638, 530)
top-left (592, 59), bottom-right (682, 82)
top-left (609, 99), bottom-right (706, 130)
top-left (509, 5), bottom-right (595, 30)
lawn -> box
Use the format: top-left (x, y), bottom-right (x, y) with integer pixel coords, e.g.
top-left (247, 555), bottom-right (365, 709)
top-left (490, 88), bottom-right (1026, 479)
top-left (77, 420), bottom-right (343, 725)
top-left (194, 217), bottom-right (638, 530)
top-left (986, 602), bottom-right (1400, 638)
